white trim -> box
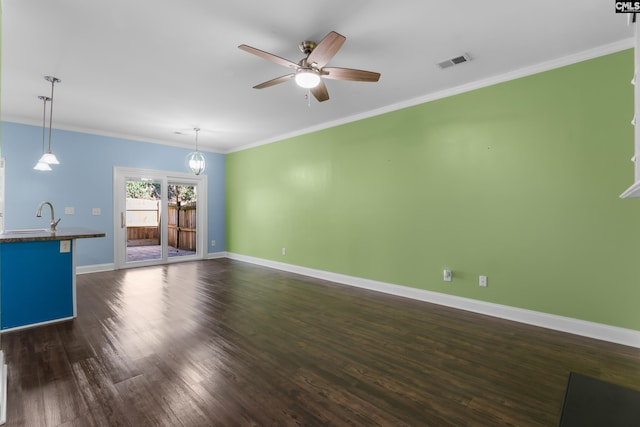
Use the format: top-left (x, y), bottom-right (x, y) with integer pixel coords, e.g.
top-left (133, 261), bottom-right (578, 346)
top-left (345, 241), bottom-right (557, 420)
top-left (227, 38), bottom-right (634, 154)
top-left (76, 263), bottom-right (115, 274)
top-left (0, 354), bottom-right (6, 425)
top-left (207, 251), bottom-right (228, 259)
top-left (0, 316), bottom-right (75, 334)
top-left (226, 253), bottom-right (640, 349)
top-left (620, 180), bottom-right (640, 198)
top-left (0, 351), bottom-right (8, 424)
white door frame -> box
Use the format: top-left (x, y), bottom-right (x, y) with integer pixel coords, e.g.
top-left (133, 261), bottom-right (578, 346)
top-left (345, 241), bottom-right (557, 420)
top-left (113, 166), bottom-right (208, 269)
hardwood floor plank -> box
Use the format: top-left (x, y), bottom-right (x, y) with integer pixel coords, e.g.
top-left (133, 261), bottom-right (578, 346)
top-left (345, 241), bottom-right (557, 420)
top-left (113, 373), bottom-right (183, 426)
top-left (2, 258), bottom-right (639, 426)
top-left (70, 357), bottom-right (132, 426)
top-left (138, 355), bottom-right (211, 426)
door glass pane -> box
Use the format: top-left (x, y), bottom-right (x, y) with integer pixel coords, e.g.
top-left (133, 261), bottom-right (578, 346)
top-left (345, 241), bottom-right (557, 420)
top-left (168, 183), bottom-right (197, 258)
top-left (126, 178), bottom-right (162, 263)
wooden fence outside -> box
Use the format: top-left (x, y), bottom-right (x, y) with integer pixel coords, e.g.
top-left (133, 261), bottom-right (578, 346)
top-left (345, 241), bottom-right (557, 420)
top-left (126, 199), bottom-right (197, 251)
top-left (168, 201), bottom-right (197, 251)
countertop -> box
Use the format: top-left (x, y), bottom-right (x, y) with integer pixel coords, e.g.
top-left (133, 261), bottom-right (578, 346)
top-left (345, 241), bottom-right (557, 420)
top-left (0, 227), bottom-right (106, 243)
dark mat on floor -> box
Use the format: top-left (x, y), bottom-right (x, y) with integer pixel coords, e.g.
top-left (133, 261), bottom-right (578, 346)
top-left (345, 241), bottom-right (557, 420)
top-left (558, 372), bottom-right (640, 426)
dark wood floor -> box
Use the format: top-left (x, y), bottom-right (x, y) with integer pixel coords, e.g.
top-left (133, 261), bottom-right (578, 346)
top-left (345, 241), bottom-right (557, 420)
top-left (2, 259), bottom-right (639, 426)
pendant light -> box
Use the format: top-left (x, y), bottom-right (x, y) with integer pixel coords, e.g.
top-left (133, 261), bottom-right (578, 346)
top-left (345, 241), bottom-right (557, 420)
top-left (186, 127), bottom-right (205, 175)
top-left (37, 76), bottom-right (61, 166)
top-left (33, 95), bottom-right (52, 171)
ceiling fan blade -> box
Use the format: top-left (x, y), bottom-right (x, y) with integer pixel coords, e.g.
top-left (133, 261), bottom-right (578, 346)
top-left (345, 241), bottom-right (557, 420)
top-left (307, 31), bottom-right (346, 68)
top-left (238, 44), bottom-right (299, 69)
top-left (310, 80), bottom-right (330, 102)
top-left (322, 67), bottom-right (381, 82)
top-left (253, 74), bottom-right (295, 89)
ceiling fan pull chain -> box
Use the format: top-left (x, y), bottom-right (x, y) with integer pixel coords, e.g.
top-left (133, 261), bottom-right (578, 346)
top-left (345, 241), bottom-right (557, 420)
top-left (307, 89), bottom-right (311, 108)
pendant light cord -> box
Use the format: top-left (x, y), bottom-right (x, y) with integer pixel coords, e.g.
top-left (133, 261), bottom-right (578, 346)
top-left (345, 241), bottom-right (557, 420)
top-left (40, 96), bottom-right (49, 154)
top-left (48, 78), bottom-right (56, 153)
top-left (194, 127), bottom-right (200, 152)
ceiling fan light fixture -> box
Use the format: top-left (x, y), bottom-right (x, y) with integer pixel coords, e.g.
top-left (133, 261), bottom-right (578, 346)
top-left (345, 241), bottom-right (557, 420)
top-left (239, 31), bottom-right (379, 102)
top-left (295, 68), bottom-right (321, 88)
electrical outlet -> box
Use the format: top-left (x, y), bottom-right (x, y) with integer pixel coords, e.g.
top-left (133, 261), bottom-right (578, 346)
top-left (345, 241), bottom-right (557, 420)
top-left (443, 269), bottom-right (452, 282)
top-left (64, 207), bottom-right (74, 215)
top-left (60, 240), bottom-right (71, 253)
top-left (211, 240), bottom-right (216, 247)
top-left (282, 247), bottom-right (286, 256)
top-left (479, 275), bottom-right (488, 287)
top-left (92, 208), bottom-right (101, 216)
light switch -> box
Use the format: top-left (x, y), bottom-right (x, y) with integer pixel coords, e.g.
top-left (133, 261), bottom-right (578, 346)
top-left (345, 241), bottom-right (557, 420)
top-left (60, 240), bottom-right (71, 253)
top-left (92, 208), bottom-right (101, 216)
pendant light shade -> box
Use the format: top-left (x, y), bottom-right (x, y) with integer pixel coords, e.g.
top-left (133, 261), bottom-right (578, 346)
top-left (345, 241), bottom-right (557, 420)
top-left (187, 127), bottom-right (205, 175)
top-left (38, 152), bottom-right (59, 165)
top-left (33, 161), bottom-right (52, 171)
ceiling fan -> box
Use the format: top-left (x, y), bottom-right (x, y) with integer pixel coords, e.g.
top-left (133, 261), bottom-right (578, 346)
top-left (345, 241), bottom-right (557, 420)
top-left (238, 31), bottom-right (381, 102)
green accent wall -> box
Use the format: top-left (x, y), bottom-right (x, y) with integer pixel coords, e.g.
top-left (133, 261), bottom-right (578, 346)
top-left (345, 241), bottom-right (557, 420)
top-left (227, 50), bottom-right (640, 331)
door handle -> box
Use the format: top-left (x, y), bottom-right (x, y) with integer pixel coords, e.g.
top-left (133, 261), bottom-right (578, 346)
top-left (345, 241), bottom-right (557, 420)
top-left (121, 212), bottom-right (126, 228)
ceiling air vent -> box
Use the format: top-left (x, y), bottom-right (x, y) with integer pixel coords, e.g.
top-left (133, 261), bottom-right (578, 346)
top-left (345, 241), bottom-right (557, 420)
top-left (437, 53), bottom-right (471, 69)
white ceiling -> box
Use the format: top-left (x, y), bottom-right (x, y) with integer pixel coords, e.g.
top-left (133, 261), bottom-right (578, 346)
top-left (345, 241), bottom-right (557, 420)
top-left (0, 0), bottom-right (634, 153)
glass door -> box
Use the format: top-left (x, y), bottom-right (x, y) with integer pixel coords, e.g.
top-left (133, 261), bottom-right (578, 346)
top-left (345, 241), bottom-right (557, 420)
top-left (114, 167), bottom-right (207, 269)
top-left (125, 177), bottom-right (163, 264)
top-left (167, 182), bottom-right (198, 259)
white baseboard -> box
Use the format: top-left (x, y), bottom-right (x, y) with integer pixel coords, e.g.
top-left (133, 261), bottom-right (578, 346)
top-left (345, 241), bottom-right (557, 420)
top-left (207, 251), bottom-right (228, 259)
top-left (0, 351), bottom-right (6, 425)
top-left (226, 252), bottom-right (640, 349)
top-left (0, 316), bottom-right (75, 334)
top-left (76, 263), bottom-right (115, 274)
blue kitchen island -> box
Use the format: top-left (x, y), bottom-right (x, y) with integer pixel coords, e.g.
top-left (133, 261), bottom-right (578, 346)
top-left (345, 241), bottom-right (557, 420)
top-left (0, 227), bottom-right (105, 331)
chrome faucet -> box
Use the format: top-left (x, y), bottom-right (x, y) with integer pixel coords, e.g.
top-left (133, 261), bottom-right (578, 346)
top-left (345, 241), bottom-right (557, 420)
top-left (36, 201), bottom-right (61, 232)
